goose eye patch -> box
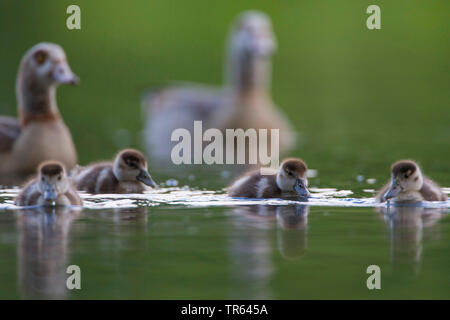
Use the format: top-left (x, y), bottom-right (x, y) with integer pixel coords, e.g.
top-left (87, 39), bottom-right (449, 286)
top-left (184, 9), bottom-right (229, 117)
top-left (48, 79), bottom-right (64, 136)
top-left (34, 50), bottom-right (47, 65)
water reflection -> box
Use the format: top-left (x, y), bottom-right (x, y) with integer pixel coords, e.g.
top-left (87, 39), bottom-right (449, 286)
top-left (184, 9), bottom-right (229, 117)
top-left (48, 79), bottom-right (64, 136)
top-left (376, 205), bottom-right (445, 274)
top-left (85, 207), bottom-right (148, 226)
top-left (227, 204), bottom-right (309, 299)
top-left (276, 205), bottom-right (308, 260)
top-left (17, 207), bottom-right (80, 299)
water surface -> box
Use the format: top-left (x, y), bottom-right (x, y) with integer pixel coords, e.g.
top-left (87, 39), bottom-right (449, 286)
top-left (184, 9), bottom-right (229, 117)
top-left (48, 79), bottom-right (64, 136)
top-left (1, 184), bottom-right (449, 299)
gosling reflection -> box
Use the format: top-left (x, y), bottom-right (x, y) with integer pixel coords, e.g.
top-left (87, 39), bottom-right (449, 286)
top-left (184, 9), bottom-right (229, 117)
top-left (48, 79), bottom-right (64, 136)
top-left (276, 205), bottom-right (309, 260)
top-left (82, 207), bottom-right (149, 255)
top-left (17, 207), bottom-right (80, 299)
top-left (376, 205), bottom-right (444, 274)
top-left (84, 207), bottom-right (148, 232)
top-left (227, 204), bottom-right (309, 299)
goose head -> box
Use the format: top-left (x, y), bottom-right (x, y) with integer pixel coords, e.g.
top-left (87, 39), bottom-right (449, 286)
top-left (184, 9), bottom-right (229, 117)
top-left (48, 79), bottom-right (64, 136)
top-left (384, 160), bottom-right (424, 200)
top-left (230, 11), bottom-right (276, 57)
top-left (113, 149), bottom-right (157, 188)
top-left (276, 158), bottom-right (310, 197)
top-left (17, 42), bottom-right (79, 89)
top-left (37, 161), bottom-right (70, 204)
top-left (227, 11), bottom-right (276, 90)
top-left (16, 43), bottom-right (79, 116)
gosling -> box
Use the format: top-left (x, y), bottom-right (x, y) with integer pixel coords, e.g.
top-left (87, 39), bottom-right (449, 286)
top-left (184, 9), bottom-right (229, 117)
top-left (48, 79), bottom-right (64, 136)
top-left (72, 149), bottom-right (157, 194)
top-left (228, 158), bottom-right (310, 199)
top-left (15, 161), bottom-right (82, 207)
top-left (376, 160), bottom-right (447, 203)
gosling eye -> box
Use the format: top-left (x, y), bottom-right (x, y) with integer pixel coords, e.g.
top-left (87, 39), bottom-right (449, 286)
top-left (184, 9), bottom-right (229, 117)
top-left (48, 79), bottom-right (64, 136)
top-left (57, 175), bottom-right (62, 181)
top-left (127, 161), bottom-right (138, 169)
top-left (403, 173), bottom-right (409, 179)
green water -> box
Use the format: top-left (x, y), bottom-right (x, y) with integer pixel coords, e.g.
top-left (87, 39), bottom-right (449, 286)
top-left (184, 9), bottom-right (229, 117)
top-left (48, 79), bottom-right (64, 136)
top-left (0, 203), bottom-right (449, 299)
top-left (0, 1), bottom-right (449, 299)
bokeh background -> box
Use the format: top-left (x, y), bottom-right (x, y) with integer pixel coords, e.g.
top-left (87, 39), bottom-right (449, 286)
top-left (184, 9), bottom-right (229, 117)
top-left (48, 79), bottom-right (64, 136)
top-left (0, 0), bottom-right (449, 188)
top-left (0, 0), bottom-right (449, 300)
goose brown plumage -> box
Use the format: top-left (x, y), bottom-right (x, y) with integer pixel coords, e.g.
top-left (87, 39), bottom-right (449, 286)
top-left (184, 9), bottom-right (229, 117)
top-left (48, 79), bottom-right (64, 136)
top-left (376, 160), bottom-right (447, 203)
top-left (142, 11), bottom-right (296, 163)
top-left (72, 149), bottom-right (157, 194)
top-left (15, 161), bottom-right (82, 207)
top-left (228, 158), bottom-right (310, 199)
top-left (0, 43), bottom-right (79, 179)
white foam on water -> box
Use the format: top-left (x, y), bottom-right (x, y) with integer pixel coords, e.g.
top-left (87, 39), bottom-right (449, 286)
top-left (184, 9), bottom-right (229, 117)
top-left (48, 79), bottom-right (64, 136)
top-left (1, 186), bottom-right (449, 211)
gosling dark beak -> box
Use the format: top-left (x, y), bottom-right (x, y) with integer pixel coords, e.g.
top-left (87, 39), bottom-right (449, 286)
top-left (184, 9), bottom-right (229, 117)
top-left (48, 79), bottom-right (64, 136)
top-left (384, 179), bottom-right (401, 200)
top-left (137, 169), bottom-right (157, 188)
top-left (294, 178), bottom-right (310, 198)
top-left (43, 185), bottom-right (57, 203)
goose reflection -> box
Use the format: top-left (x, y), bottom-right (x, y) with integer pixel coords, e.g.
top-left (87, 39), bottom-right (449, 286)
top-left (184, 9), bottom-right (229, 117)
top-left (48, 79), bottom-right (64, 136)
top-left (276, 205), bottom-right (309, 260)
top-left (376, 205), bottom-right (445, 274)
top-left (227, 204), bottom-right (309, 299)
top-left (17, 206), bottom-right (80, 299)
top-left (84, 207), bottom-right (149, 232)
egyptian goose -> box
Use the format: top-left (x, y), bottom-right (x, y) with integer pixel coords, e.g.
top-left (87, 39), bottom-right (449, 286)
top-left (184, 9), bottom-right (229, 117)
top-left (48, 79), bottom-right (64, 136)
top-left (376, 160), bottom-right (447, 203)
top-left (228, 158), bottom-right (310, 198)
top-left (15, 160), bottom-right (82, 206)
top-left (72, 149), bottom-right (157, 194)
top-left (0, 43), bottom-right (78, 180)
top-left (142, 11), bottom-right (295, 162)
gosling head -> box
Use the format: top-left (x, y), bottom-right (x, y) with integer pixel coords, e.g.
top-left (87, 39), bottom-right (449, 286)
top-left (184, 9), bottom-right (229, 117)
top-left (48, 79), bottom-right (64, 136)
top-left (113, 149), bottom-right (157, 188)
top-left (384, 160), bottom-right (424, 200)
top-left (230, 11), bottom-right (276, 58)
top-left (276, 158), bottom-right (310, 198)
top-left (17, 42), bottom-right (79, 90)
top-left (37, 161), bottom-right (70, 204)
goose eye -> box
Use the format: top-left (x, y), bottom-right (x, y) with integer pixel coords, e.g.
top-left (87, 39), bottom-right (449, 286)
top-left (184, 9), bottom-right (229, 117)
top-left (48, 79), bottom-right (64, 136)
top-left (41, 177), bottom-right (45, 182)
top-left (34, 50), bottom-right (47, 65)
top-left (127, 161), bottom-right (137, 169)
top-left (57, 175), bottom-right (62, 181)
top-left (404, 173), bottom-right (409, 179)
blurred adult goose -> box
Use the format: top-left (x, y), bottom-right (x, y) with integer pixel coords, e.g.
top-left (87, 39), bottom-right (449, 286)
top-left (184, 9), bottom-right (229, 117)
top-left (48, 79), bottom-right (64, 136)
top-left (0, 43), bottom-right (78, 178)
top-left (15, 161), bottom-right (82, 207)
top-left (376, 160), bottom-right (447, 203)
top-left (228, 158), bottom-right (310, 198)
top-left (142, 11), bottom-right (295, 162)
top-left (72, 149), bottom-right (157, 194)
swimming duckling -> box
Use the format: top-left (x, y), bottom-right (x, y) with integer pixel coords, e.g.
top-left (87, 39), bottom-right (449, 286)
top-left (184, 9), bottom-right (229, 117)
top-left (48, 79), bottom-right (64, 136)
top-left (142, 11), bottom-right (295, 163)
top-left (72, 149), bottom-right (157, 194)
top-left (228, 158), bottom-right (310, 198)
top-left (15, 161), bottom-right (82, 207)
top-left (0, 43), bottom-right (78, 178)
top-left (376, 160), bottom-right (447, 203)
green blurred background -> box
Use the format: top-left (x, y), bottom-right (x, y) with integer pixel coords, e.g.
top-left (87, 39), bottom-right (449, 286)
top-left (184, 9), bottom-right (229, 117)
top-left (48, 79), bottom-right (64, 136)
top-left (0, 1), bottom-right (449, 300)
top-left (1, 0), bottom-right (449, 188)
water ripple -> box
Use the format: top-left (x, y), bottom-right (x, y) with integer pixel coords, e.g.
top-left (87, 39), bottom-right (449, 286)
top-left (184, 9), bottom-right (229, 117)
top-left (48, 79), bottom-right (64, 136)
top-left (1, 186), bottom-right (449, 211)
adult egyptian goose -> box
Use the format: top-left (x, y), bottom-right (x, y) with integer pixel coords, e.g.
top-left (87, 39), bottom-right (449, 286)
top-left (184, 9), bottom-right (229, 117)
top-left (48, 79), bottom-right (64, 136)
top-left (142, 11), bottom-right (296, 163)
top-left (72, 149), bottom-right (157, 194)
top-left (0, 43), bottom-right (78, 180)
top-left (15, 161), bottom-right (82, 207)
top-left (376, 160), bottom-right (447, 203)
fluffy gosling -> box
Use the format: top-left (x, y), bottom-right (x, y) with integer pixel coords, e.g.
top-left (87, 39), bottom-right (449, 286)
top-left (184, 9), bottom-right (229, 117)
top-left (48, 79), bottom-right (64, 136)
top-left (15, 161), bottom-right (82, 206)
top-left (72, 149), bottom-right (157, 194)
top-left (228, 158), bottom-right (310, 198)
top-left (376, 160), bottom-right (447, 203)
